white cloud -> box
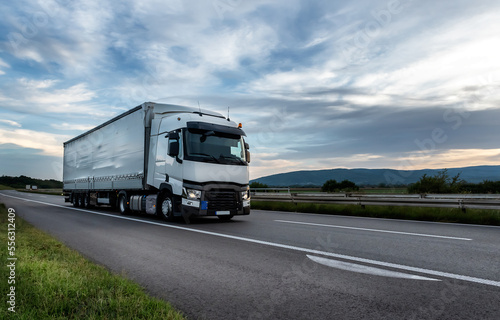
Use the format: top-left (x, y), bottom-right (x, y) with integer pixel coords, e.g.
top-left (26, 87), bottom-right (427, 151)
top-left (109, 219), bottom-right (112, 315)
top-left (29, 83), bottom-right (96, 106)
top-left (0, 58), bottom-right (9, 68)
top-left (0, 119), bottom-right (21, 127)
top-left (0, 58), bottom-right (9, 75)
top-left (9, 47), bottom-right (44, 63)
top-left (394, 148), bottom-right (500, 171)
top-left (50, 123), bottom-right (95, 131)
top-left (132, 0), bottom-right (185, 16)
top-left (353, 10), bottom-right (500, 110)
top-left (308, 154), bottom-right (389, 171)
top-left (0, 79), bottom-right (115, 118)
top-left (195, 24), bottom-right (278, 70)
top-left (18, 78), bottom-right (58, 89)
top-left (236, 4), bottom-right (500, 113)
top-left (0, 128), bottom-right (70, 157)
top-left (244, 66), bottom-right (344, 101)
top-left (3, 0), bottom-right (114, 78)
top-left (250, 158), bottom-right (306, 180)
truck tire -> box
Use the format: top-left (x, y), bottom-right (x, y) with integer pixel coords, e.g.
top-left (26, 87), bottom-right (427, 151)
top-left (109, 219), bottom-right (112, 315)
top-left (72, 194), bottom-right (80, 208)
top-left (157, 193), bottom-right (174, 221)
top-left (82, 194), bottom-right (90, 208)
top-left (118, 194), bottom-right (130, 215)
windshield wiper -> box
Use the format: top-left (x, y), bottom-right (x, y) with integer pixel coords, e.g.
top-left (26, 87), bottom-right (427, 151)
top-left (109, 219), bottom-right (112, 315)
top-left (190, 152), bottom-right (220, 163)
top-left (219, 154), bottom-right (246, 165)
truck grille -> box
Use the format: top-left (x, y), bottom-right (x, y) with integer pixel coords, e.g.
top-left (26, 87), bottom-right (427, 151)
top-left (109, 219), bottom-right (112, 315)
top-left (206, 191), bottom-right (238, 211)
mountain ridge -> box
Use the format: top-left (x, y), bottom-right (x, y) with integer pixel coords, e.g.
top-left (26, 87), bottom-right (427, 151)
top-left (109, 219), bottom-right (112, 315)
top-left (251, 165), bottom-right (500, 186)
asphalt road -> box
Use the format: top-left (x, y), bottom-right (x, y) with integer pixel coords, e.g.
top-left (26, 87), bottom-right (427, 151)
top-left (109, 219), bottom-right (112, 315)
top-left (1, 190), bottom-right (499, 319)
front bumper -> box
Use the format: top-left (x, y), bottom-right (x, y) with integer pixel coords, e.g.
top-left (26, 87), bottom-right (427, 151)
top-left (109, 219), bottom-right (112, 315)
top-left (180, 183), bottom-right (250, 218)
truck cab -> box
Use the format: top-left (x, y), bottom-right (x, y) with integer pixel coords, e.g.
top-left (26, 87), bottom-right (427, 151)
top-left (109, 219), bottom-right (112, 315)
top-left (148, 110), bottom-right (250, 222)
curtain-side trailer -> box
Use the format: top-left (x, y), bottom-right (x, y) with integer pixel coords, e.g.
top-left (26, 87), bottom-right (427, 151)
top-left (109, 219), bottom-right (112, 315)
top-left (63, 102), bottom-right (251, 223)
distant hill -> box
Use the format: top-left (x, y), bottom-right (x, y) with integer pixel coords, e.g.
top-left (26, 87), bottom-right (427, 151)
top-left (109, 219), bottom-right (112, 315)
top-left (251, 165), bottom-right (500, 187)
top-left (0, 175), bottom-right (63, 189)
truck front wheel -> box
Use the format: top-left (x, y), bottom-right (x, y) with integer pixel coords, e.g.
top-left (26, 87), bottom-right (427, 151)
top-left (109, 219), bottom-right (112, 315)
top-left (157, 193), bottom-right (174, 221)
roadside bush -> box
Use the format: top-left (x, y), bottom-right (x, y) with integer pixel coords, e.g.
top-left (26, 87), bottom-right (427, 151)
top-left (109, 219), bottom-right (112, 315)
top-left (322, 179), bottom-right (359, 192)
top-left (408, 169), bottom-right (464, 194)
top-left (408, 169), bottom-right (500, 194)
top-left (250, 182), bottom-right (268, 189)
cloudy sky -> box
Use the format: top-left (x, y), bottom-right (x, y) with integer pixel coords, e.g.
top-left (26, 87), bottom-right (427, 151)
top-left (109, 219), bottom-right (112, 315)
top-left (0, 0), bottom-right (499, 181)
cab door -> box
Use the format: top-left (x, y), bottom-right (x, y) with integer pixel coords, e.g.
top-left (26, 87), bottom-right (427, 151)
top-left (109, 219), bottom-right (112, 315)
top-left (164, 130), bottom-right (184, 197)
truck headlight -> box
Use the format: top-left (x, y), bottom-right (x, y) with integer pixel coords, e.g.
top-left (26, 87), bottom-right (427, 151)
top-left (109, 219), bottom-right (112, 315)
top-left (186, 189), bottom-right (202, 200)
top-left (241, 190), bottom-right (250, 200)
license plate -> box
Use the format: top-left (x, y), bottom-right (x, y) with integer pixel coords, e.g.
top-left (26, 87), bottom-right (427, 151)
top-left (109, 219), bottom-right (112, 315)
top-left (216, 211), bottom-right (230, 216)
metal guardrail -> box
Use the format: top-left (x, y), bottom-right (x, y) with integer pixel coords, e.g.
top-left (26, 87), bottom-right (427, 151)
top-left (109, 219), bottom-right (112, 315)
top-left (250, 189), bottom-right (500, 211)
top-left (251, 188), bottom-right (291, 192)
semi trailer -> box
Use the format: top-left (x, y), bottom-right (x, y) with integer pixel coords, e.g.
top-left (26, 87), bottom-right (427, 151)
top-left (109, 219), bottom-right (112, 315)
top-left (63, 102), bottom-right (251, 223)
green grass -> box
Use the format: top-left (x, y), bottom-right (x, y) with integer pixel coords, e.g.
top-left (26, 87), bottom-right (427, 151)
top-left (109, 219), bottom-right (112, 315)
top-left (0, 185), bottom-right (14, 190)
top-left (0, 203), bottom-right (185, 320)
top-left (251, 201), bottom-right (500, 226)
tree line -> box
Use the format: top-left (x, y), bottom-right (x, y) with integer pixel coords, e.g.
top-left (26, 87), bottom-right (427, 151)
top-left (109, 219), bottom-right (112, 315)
top-left (0, 175), bottom-right (63, 189)
top-left (321, 179), bottom-right (359, 192)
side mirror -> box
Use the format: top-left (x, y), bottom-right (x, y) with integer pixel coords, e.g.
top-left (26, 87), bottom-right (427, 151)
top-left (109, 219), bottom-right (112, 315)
top-left (245, 150), bottom-right (251, 163)
top-left (168, 131), bottom-right (180, 140)
top-left (244, 142), bottom-right (250, 150)
top-left (168, 140), bottom-right (179, 157)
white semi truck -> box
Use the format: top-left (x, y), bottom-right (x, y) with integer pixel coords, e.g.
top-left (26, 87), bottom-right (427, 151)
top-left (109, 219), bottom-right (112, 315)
top-left (63, 102), bottom-right (251, 223)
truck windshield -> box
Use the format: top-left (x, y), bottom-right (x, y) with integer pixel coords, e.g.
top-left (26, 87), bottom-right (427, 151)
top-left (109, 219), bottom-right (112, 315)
top-left (184, 129), bottom-right (247, 165)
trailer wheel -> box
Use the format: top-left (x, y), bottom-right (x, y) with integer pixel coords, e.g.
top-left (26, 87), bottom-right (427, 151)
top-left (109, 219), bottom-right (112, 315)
top-left (77, 194), bottom-right (84, 207)
top-left (157, 193), bottom-right (174, 221)
top-left (118, 194), bottom-right (130, 215)
top-left (82, 194), bottom-right (90, 208)
top-left (72, 194), bottom-right (80, 208)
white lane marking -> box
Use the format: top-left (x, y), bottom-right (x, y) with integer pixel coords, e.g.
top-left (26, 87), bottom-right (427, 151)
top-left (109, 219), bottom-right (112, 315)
top-left (263, 209), bottom-right (500, 229)
top-left (2, 192), bottom-right (500, 288)
top-left (275, 219), bottom-right (472, 241)
top-left (307, 255), bottom-right (440, 281)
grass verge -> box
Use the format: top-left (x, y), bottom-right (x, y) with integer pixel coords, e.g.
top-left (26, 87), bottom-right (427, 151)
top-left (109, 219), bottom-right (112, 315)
top-left (251, 201), bottom-right (500, 226)
top-left (0, 203), bottom-right (185, 319)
